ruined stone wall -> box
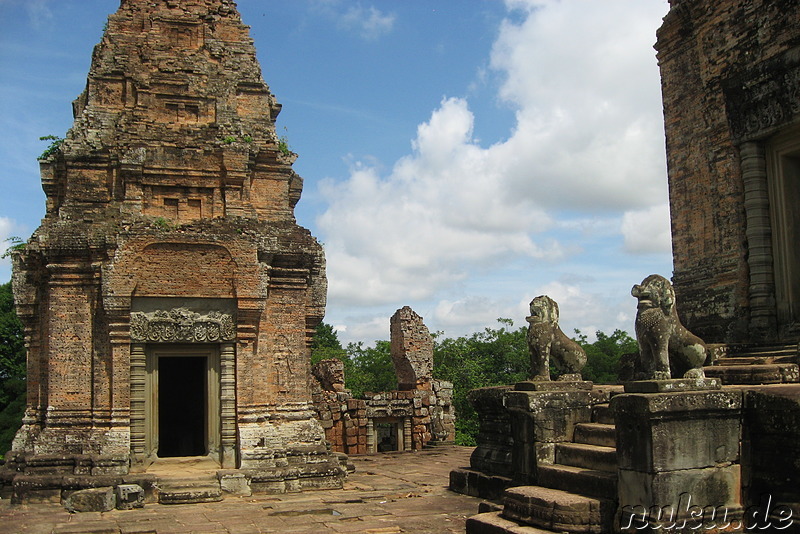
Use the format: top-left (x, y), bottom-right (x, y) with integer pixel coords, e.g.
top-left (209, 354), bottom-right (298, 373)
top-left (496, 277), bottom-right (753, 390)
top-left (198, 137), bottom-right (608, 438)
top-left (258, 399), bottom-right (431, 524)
top-left (657, 0), bottom-right (800, 342)
top-left (311, 307), bottom-right (455, 454)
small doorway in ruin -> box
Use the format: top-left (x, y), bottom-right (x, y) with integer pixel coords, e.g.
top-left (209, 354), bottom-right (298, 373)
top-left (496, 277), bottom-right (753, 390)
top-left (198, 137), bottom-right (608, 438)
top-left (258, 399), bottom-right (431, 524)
top-left (146, 346), bottom-right (220, 461)
top-left (374, 417), bottom-right (403, 452)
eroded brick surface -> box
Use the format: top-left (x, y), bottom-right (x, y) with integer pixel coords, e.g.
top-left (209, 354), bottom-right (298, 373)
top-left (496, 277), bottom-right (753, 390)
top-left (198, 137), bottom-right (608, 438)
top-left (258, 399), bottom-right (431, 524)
top-left (6, 0), bottom-right (342, 495)
top-left (657, 0), bottom-right (800, 342)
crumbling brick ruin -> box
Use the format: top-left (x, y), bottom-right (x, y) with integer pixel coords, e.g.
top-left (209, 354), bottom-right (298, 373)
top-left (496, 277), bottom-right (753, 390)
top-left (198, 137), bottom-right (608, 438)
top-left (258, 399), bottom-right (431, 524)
top-left (659, 0), bottom-right (800, 345)
top-left (3, 0), bottom-right (345, 502)
top-left (311, 307), bottom-right (455, 455)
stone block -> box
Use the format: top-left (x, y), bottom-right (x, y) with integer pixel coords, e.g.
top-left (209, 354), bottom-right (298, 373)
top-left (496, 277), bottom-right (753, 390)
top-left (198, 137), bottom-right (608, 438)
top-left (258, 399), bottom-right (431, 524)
top-left (218, 471), bottom-right (251, 496)
top-left (612, 390), bottom-right (742, 472)
top-left (115, 483), bottom-right (145, 509)
top-left (503, 485), bottom-right (615, 533)
top-left (623, 378), bottom-right (721, 393)
top-left (617, 464), bottom-right (741, 517)
top-left (515, 380), bottom-right (593, 392)
top-left (64, 486), bottom-right (116, 513)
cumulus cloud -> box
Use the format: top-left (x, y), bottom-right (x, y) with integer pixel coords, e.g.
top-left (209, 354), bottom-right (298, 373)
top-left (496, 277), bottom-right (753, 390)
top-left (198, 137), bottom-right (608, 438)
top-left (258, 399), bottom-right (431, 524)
top-left (621, 203), bottom-right (672, 254)
top-left (318, 97), bottom-right (559, 307)
top-left (317, 0), bottom-right (671, 341)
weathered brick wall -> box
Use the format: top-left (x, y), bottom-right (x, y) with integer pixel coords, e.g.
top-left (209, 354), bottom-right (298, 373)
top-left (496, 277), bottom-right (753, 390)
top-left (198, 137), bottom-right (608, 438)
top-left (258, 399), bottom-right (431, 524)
top-left (7, 0), bottom-right (341, 491)
top-left (657, 0), bottom-right (800, 342)
top-left (390, 306), bottom-right (434, 390)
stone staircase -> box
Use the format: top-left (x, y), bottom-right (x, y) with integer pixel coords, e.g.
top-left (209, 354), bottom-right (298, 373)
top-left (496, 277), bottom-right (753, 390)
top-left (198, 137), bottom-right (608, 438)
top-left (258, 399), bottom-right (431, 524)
top-left (156, 473), bottom-right (223, 504)
top-left (467, 403), bottom-right (618, 533)
top-left (704, 342), bottom-right (799, 385)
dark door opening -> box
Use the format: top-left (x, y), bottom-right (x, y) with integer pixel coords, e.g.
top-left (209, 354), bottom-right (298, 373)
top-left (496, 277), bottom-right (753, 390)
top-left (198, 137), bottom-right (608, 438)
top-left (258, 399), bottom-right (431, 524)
top-left (376, 421), bottom-right (400, 452)
top-left (158, 356), bottom-right (206, 457)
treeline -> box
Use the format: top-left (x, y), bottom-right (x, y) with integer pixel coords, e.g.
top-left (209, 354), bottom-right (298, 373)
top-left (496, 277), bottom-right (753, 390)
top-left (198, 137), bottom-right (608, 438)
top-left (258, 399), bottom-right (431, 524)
top-left (312, 320), bottom-right (638, 445)
top-left (0, 282), bottom-right (26, 456)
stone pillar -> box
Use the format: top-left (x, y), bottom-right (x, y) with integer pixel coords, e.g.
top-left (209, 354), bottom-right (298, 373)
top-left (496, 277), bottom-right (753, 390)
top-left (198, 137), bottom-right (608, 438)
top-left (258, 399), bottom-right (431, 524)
top-left (366, 419), bottom-right (375, 454)
top-left (612, 383), bottom-right (743, 533)
top-left (403, 417), bottom-right (412, 452)
top-left (220, 342), bottom-right (237, 468)
top-left (129, 343), bottom-right (146, 463)
top-left (504, 382), bottom-right (605, 485)
top-left (741, 141), bottom-right (777, 339)
top-left (742, 387), bottom-right (800, 532)
top-left (390, 306), bottom-right (433, 390)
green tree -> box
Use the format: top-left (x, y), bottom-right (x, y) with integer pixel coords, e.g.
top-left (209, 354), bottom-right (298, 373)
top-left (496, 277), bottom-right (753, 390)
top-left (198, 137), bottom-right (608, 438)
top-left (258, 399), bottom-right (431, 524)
top-left (344, 340), bottom-right (396, 398)
top-left (311, 322), bottom-right (347, 364)
top-left (433, 319), bottom-right (529, 446)
top-left (575, 329), bottom-right (638, 384)
top-left (0, 281), bottom-right (26, 456)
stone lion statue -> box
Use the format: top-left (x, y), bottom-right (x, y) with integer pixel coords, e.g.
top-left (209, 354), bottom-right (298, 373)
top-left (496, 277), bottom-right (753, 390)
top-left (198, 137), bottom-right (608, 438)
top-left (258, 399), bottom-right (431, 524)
top-left (631, 274), bottom-right (708, 380)
top-left (526, 295), bottom-right (587, 381)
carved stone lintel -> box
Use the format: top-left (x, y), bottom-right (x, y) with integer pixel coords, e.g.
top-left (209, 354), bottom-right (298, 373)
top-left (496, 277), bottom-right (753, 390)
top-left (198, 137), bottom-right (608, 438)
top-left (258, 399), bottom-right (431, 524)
top-left (130, 307), bottom-right (235, 343)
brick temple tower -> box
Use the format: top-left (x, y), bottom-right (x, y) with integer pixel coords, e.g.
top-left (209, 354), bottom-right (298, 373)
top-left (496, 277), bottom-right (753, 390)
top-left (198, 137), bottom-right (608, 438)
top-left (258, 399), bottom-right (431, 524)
top-left (5, 0), bottom-right (344, 496)
top-left (657, 0), bottom-right (800, 345)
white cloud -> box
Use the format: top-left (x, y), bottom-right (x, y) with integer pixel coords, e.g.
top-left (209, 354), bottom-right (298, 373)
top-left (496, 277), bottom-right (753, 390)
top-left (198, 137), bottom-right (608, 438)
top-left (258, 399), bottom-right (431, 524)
top-left (621, 203), bottom-right (672, 254)
top-left (339, 5), bottom-right (395, 40)
top-left (312, 1), bottom-right (395, 41)
top-left (316, 0), bottom-right (671, 342)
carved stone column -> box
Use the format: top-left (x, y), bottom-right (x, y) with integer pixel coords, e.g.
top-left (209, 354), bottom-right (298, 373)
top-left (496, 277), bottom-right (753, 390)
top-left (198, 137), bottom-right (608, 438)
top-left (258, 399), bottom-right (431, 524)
top-left (366, 419), bottom-right (375, 454)
top-left (220, 342), bottom-right (237, 468)
top-left (403, 417), bottom-right (412, 452)
top-left (130, 343), bottom-right (146, 463)
top-left (741, 141), bottom-right (777, 339)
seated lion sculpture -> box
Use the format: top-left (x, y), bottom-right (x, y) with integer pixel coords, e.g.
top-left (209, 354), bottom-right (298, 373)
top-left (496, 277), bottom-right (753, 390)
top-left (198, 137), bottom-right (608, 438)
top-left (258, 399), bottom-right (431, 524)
top-left (526, 295), bottom-right (587, 381)
top-left (631, 274), bottom-right (708, 380)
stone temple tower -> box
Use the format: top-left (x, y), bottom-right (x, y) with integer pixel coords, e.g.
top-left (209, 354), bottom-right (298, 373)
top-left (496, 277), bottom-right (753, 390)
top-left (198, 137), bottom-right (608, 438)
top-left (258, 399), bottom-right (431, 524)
top-left (5, 0), bottom-right (344, 497)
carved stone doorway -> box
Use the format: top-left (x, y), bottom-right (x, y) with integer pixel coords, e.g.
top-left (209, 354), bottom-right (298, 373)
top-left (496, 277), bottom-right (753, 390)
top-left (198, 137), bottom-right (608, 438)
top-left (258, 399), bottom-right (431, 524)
top-left (145, 346), bottom-right (220, 462)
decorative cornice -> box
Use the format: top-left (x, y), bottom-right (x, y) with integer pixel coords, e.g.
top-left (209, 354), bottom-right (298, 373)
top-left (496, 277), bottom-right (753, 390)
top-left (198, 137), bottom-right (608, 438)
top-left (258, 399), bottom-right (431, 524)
top-left (130, 307), bottom-right (235, 343)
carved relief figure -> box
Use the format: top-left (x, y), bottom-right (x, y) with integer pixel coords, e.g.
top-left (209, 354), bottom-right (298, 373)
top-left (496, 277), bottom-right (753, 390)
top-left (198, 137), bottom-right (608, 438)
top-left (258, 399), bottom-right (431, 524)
top-left (526, 295), bottom-right (587, 380)
top-left (631, 274), bottom-right (708, 380)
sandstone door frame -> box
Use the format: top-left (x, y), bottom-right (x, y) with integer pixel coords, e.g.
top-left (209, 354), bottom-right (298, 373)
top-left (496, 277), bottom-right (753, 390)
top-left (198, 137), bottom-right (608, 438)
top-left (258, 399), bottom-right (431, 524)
top-left (131, 340), bottom-right (237, 468)
top-left (145, 344), bottom-right (220, 462)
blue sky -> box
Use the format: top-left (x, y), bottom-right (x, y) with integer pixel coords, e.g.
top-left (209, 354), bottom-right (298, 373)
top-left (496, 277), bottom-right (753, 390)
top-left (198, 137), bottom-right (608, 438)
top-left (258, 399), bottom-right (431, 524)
top-left (0, 0), bottom-right (672, 345)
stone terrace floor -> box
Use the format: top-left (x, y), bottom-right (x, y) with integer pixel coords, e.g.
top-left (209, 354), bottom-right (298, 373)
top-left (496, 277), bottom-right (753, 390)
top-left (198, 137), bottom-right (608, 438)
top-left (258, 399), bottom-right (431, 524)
top-left (0, 446), bottom-right (483, 534)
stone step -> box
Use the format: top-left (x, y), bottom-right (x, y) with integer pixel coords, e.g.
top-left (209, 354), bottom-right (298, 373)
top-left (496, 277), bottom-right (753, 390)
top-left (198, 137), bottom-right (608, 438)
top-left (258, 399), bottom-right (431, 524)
top-left (555, 443), bottom-right (617, 473)
top-left (704, 363), bottom-right (799, 385)
top-left (590, 403), bottom-right (614, 425)
top-left (725, 343), bottom-right (798, 359)
top-left (157, 476), bottom-right (223, 504)
top-left (502, 485), bottom-right (615, 533)
top-left (466, 511), bottom-right (558, 533)
top-left (573, 423), bottom-right (615, 448)
top-left (536, 464), bottom-right (617, 500)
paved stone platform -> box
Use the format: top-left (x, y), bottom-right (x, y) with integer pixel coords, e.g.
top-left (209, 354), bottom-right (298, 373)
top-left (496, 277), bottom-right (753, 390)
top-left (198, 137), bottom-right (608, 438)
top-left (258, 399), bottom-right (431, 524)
top-left (0, 447), bottom-right (482, 533)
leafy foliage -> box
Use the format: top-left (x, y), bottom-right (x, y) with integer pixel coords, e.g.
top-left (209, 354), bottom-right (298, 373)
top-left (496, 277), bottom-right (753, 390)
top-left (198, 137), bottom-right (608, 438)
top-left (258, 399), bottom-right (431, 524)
top-left (433, 319), bottom-right (529, 445)
top-left (310, 323), bottom-right (395, 398)
top-left (575, 329), bottom-right (638, 384)
top-left (0, 282), bottom-right (26, 456)
top-left (38, 135), bottom-right (64, 160)
top-left (1, 237), bottom-right (24, 259)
